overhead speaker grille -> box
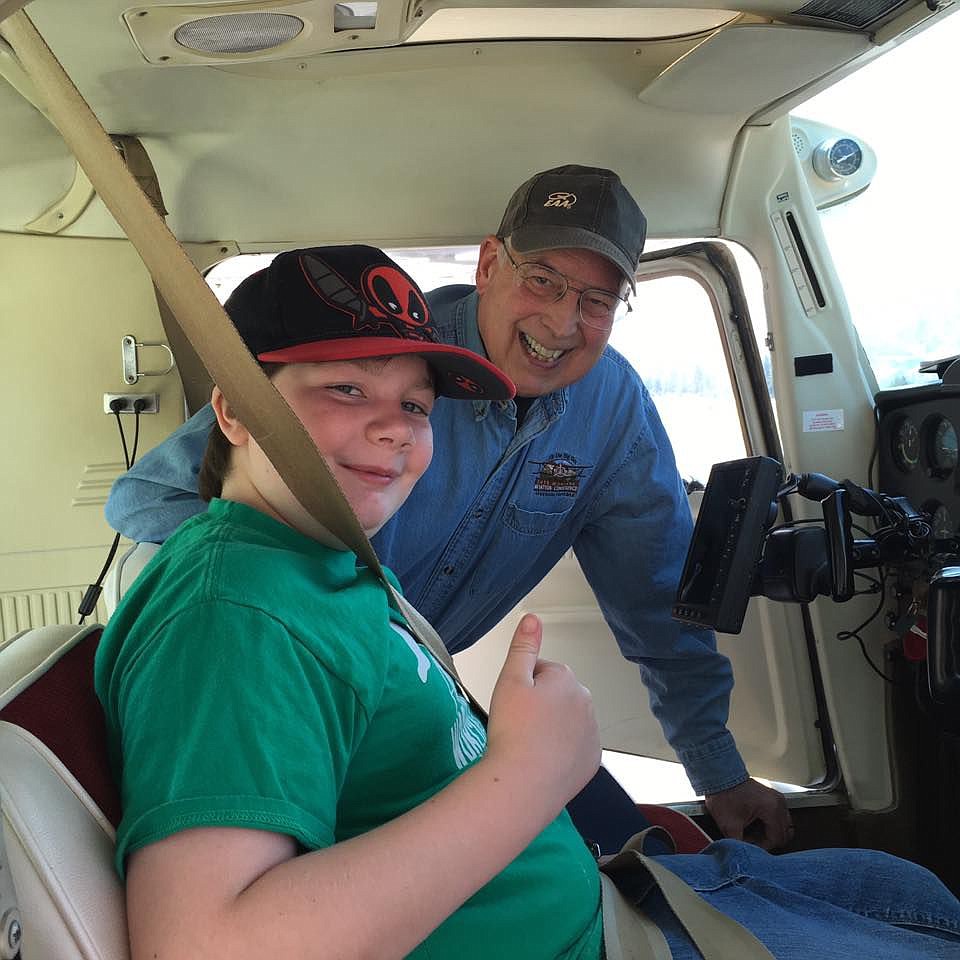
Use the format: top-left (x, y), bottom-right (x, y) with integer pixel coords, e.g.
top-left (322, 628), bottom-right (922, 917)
top-left (174, 12), bottom-right (305, 54)
top-left (792, 129), bottom-right (807, 157)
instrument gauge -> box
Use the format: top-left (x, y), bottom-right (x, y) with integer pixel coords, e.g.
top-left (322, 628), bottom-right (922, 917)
top-left (891, 416), bottom-right (920, 473)
top-left (928, 416), bottom-right (958, 475)
top-left (813, 137), bottom-right (863, 181)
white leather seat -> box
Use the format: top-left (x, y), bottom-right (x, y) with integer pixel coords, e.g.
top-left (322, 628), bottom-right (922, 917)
top-left (103, 542), bottom-right (160, 618)
top-left (0, 625), bottom-right (129, 960)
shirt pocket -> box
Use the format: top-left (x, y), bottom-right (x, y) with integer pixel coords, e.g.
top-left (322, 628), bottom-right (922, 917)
top-left (503, 500), bottom-right (574, 537)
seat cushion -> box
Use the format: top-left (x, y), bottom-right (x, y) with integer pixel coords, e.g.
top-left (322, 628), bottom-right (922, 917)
top-left (0, 722), bottom-right (128, 960)
top-left (0, 627), bottom-right (119, 827)
top-left (0, 625), bottom-right (128, 960)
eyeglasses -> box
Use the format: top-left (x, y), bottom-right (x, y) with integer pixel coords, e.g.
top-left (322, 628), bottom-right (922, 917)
top-left (499, 241), bottom-right (632, 330)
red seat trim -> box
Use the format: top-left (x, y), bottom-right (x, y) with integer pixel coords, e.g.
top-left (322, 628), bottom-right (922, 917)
top-left (0, 628), bottom-right (121, 827)
top-left (636, 803), bottom-right (712, 853)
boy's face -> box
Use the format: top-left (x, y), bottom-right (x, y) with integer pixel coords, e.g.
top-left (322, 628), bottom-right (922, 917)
top-left (219, 356), bottom-right (435, 539)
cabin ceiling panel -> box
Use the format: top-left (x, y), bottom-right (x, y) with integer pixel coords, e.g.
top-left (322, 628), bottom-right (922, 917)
top-left (147, 72), bottom-right (735, 242)
top-left (0, 14), bottom-right (741, 241)
top-left (640, 23), bottom-right (869, 116)
top-left (0, 82), bottom-right (75, 228)
top-left (6, 0), bottom-right (880, 242)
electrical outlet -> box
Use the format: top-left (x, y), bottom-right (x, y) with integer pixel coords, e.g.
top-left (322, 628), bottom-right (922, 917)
top-left (103, 392), bottom-right (160, 414)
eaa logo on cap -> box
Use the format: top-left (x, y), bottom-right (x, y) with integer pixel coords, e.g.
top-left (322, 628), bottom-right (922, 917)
top-left (543, 191), bottom-right (577, 209)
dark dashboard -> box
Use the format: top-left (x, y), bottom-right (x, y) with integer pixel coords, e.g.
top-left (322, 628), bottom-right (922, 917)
top-left (876, 366), bottom-right (960, 537)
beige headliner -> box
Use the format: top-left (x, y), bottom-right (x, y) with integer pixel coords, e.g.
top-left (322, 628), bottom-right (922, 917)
top-left (0, 0), bottom-right (945, 245)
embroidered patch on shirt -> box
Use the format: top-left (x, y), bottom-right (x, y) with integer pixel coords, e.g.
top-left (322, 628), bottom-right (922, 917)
top-left (531, 456), bottom-right (591, 496)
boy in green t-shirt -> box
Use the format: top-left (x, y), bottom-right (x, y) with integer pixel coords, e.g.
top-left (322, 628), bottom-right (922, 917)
top-left (96, 245), bottom-right (606, 960)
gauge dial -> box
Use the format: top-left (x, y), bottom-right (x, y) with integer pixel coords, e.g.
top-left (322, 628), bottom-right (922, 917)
top-left (828, 138), bottom-right (863, 177)
top-left (891, 416), bottom-right (920, 473)
top-left (813, 137), bottom-right (863, 181)
top-left (928, 416), bottom-right (959, 474)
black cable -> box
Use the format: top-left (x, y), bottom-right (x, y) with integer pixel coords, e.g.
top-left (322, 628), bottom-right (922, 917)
top-left (765, 517), bottom-right (823, 534)
top-left (78, 532), bottom-right (122, 625)
top-left (853, 570), bottom-right (882, 592)
top-left (130, 406), bottom-right (143, 467)
top-left (856, 635), bottom-right (895, 684)
top-left (78, 402), bottom-right (138, 623)
top-left (112, 405), bottom-right (131, 470)
top-left (836, 568), bottom-right (896, 684)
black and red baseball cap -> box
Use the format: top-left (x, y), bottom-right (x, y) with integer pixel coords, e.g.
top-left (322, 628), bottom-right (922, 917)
top-left (225, 245), bottom-right (515, 401)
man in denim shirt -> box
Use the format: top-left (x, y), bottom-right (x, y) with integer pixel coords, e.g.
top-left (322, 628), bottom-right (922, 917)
top-left (105, 165), bottom-right (790, 848)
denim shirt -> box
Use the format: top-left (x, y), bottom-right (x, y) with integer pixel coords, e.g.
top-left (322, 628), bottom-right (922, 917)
top-left (105, 285), bottom-right (746, 795)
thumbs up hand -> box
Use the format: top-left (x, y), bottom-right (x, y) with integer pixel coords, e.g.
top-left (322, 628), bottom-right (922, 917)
top-left (485, 614), bottom-right (600, 817)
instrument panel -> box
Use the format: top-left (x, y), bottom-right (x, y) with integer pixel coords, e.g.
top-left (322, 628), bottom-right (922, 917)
top-left (877, 382), bottom-right (960, 538)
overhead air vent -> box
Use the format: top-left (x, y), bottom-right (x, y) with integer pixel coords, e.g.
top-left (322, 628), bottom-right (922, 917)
top-left (790, 0), bottom-right (910, 29)
top-left (123, 2), bottom-right (395, 65)
top-left (174, 13), bottom-right (304, 54)
top-left (333, 2), bottom-right (377, 31)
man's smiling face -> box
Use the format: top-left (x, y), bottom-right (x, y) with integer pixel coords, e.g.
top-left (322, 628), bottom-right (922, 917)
top-left (474, 237), bottom-right (626, 398)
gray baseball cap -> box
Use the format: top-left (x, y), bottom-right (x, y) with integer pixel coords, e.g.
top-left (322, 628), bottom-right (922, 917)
top-left (496, 164), bottom-right (646, 289)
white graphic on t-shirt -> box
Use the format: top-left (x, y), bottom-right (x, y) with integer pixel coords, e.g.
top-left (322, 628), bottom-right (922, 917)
top-left (450, 706), bottom-right (485, 769)
top-left (390, 622), bottom-right (431, 682)
top-left (434, 658), bottom-right (486, 769)
top-left (390, 622), bottom-right (486, 769)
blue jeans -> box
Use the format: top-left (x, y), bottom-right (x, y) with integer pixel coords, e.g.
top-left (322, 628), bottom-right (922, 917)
top-left (642, 841), bottom-right (960, 959)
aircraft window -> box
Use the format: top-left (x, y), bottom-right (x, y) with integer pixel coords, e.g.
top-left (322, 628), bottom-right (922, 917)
top-left (207, 240), bottom-right (771, 492)
top-left (796, 16), bottom-right (960, 390)
top-left (206, 247), bottom-right (479, 303)
top-left (604, 749), bottom-right (807, 805)
top-left (611, 240), bottom-right (770, 488)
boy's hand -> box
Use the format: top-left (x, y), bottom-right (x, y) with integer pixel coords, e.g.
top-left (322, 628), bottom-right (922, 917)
top-left (485, 614), bottom-right (600, 812)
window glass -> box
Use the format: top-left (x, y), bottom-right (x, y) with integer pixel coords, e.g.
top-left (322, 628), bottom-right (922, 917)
top-left (794, 17), bottom-right (960, 389)
top-left (206, 247), bottom-right (479, 303)
top-left (208, 239), bottom-right (770, 491)
top-left (610, 240), bottom-right (769, 487)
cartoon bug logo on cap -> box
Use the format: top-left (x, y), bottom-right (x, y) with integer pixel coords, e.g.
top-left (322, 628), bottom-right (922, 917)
top-left (302, 252), bottom-right (433, 341)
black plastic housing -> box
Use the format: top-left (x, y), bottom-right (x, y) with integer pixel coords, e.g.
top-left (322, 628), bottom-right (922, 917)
top-left (673, 456), bottom-right (783, 634)
top-left (928, 565), bottom-right (960, 708)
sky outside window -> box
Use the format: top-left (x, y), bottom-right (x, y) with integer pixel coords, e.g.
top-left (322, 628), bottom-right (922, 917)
top-left (795, 14), bottom-right (960, 389)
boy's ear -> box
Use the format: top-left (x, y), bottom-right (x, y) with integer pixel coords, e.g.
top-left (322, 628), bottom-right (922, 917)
top-left (211, 386), bottom-right (250, 448)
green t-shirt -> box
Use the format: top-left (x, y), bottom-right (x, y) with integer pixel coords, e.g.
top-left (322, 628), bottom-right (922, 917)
top-left (96, 499), bottom-right (603, 959)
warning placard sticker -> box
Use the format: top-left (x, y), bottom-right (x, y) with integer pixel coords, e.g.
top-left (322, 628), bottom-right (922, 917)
top-left (802, 409), bottom-right (845, 433)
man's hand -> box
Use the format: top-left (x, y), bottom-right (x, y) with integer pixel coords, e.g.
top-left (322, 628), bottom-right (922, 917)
top-left (704, 778), bottom-right (793, 850)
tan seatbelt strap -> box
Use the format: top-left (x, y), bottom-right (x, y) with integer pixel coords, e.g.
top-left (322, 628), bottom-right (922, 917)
top-left (599, 874), bottom-right (671, 960)
top-left (389, 588), bottom-right (483, 715)
top-left (112, 135), bottom-right (215, 416)
top-left (601, 846), bottom-right (776, 960)
top-left (0, 10), bottom-right (464, 687)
